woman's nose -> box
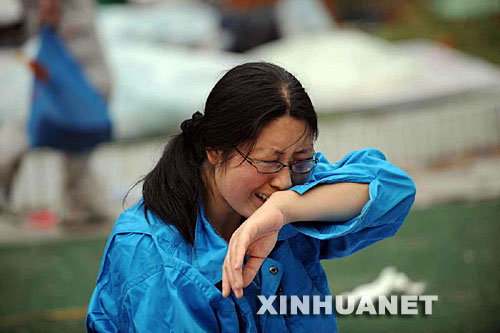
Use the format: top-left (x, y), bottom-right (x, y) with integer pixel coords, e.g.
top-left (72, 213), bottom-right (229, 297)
top-left (269, 167), bottom-right (292, 190)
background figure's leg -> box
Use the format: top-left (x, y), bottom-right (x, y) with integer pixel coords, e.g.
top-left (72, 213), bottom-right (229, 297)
top-left (61, 152), bottom-right (103, 226)
top-left (0, 120), bottom-right (28, 211)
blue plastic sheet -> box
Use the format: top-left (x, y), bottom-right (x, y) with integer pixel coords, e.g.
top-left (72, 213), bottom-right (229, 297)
top-left (28, 27), bottom-right (112, 152)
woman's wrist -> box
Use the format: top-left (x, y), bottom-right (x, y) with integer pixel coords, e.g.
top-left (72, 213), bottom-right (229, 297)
top-left (268, 190), bottom-right (301, 225)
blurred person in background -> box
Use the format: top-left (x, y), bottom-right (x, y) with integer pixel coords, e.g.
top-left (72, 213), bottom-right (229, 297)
top-left (0, 0), bottom-right (112, 226)
top-left (217, 0), bottom-right (338, 52)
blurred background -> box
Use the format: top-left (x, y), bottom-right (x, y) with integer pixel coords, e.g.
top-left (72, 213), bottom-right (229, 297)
top-left (0, 0), bottom-right (499, 331)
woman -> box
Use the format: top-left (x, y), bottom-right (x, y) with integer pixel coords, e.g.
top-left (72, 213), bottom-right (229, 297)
top-left (86, 62), bottom-right (415, 332)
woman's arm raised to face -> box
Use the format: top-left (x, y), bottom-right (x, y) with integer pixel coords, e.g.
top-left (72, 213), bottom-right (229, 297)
top-left (222, 149), bottom-right (416, 299)
top-left (222, 182), bottom-right (369, 299)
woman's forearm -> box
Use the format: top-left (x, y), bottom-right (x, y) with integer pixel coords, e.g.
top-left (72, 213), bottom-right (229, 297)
top-left (271, 183), bottom-right (370, 224)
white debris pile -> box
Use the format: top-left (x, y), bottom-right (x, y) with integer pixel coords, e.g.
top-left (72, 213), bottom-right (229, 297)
top-left (341, 266), bottom-right (426, 304)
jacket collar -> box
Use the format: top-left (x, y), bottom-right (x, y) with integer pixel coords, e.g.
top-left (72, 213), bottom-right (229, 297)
top-left (192, 203), bottom-right (299, 285)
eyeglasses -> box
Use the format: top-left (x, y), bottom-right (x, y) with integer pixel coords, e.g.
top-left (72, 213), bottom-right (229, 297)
top-left (235, 147), bottom-right (318, 174)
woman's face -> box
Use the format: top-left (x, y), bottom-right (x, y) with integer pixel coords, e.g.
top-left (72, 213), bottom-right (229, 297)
top-left (207, 116), bottom-right (314, 221)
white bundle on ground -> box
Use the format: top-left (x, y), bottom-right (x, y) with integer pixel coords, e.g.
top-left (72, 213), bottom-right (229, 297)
top-left (341, 266), bottom-right (426, 304)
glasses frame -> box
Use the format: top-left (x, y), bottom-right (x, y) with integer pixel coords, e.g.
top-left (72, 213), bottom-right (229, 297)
top-left (234, 147), bottom-right (318, 175)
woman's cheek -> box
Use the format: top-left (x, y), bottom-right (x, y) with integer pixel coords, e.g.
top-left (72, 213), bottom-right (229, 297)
top-left (242, 171), bottom-right (268, 191)
top-left (234, 172), bottom-right (267, 207)
top-left (234, 173), bottom-right (262, 199)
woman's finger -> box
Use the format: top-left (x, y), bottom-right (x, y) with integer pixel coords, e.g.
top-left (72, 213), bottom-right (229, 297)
top-left (224, 260), bottom-right (235, 298)
top-left (228, 233), bottom-right (244, 298)
top-left (226, 238), bottom-right (243, 298)
top-left (242, 256), bottom-right (265, 288)
top-left (231, 234), bottom-right (250, 297)
top-left (222, 261), bottom-right (229, 297)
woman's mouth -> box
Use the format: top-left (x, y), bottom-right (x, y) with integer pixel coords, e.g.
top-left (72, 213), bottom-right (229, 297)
top-left (255, 193), bottom-right (268, 203)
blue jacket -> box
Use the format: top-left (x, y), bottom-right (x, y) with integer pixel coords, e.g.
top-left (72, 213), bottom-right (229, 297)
top-left (86, 149), bottom-right (416, 332)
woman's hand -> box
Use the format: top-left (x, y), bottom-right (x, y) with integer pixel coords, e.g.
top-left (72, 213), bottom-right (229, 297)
top-left (38, 0), bottom-right (61, 27)
top-left (222, 191), bottom-right (294, 298)
top-left (221, 183), bottom-right (369, 298)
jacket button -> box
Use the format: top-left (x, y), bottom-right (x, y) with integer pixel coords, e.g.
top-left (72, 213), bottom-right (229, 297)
top-left (269, 266), bottom-right (279, 275)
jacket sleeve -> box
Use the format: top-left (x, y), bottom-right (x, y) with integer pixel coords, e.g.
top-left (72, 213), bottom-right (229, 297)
top-left (288, 148), bottom-right (416, 259)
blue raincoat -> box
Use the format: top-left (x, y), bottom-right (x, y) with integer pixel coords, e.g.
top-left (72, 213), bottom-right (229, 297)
top-left (86, 149), bottom-right (416, 332)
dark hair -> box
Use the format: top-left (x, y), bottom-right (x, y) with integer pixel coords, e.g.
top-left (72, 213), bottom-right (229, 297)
top-left (142, 62), bottom-right (318, 245)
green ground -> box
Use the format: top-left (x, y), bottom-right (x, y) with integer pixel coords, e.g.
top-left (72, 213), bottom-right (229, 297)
top-left (326, 201), bottom-right (500, 332)
top-left (0, 201), bottom-right (499, 332)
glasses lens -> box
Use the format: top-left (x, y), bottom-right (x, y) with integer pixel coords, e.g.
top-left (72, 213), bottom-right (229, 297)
top-left (255, 161), bottom-right (282, 174)
top-left (291, 160), bottom-right (315, 173)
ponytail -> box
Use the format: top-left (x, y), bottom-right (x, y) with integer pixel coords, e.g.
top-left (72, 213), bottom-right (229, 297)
top-left (142, 112), bottom-right (205, 245)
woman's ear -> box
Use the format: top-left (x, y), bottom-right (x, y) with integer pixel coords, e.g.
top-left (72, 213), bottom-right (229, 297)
top-left (206, 149), bottom-right (222, 165)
